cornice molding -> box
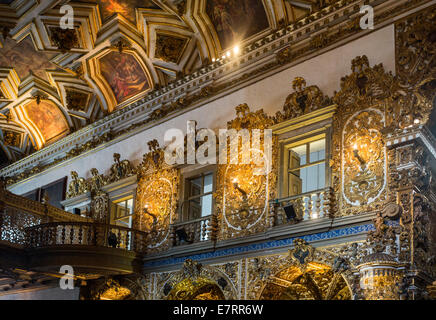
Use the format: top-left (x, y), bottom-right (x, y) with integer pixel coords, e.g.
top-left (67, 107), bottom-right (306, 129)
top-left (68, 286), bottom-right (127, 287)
top-left (2, 0), bottom-right (434, 186)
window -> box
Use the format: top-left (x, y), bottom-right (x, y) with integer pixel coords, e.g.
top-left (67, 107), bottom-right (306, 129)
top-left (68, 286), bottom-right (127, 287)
top-left (184, 172), bottom-right (214, 221)
top-left (22, 177), bottom-right (67, 209)
top-left (285, 136), bottom-right (326, 197)
top-left (110, 197), bottom-right (134, 228)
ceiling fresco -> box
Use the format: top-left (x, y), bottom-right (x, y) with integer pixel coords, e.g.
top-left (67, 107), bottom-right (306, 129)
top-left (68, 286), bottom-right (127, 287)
top-left (22, 100), bottom-right (69, 144)
top-left (0, 0), bottom-right (332, 164)
top-left (206, 0), bottom-right (270, 50)
top-left (84, 0), bottom-right (160, 22)
top-left (0, 36), bottom-right (57, 82)
top-left (99, 51), bottom-right (150, 104)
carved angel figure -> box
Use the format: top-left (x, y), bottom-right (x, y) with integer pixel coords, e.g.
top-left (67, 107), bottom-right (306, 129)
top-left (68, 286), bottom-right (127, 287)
top-left (66, 171), bottom-right (88, 198)
top-left (108, 153), bottom-right (134, 182)
top-left (89, 168), bottom-right (106, 195)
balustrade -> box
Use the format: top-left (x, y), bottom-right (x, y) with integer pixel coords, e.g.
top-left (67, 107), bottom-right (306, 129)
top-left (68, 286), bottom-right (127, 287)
top-left (269, 187), bottom-right (333, 227)
top-left (26, 222), bottom-right (148, 253)
top-left (170, 215), bottom-right (212, 246)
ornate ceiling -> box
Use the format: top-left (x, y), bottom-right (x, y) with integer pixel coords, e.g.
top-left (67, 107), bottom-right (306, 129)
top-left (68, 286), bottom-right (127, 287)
top-left (0, 0), bottom-right (330, 166)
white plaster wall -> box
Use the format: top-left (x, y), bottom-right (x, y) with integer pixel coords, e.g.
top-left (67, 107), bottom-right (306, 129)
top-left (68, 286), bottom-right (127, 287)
top-left (10, 25), bottom-right (395, 195)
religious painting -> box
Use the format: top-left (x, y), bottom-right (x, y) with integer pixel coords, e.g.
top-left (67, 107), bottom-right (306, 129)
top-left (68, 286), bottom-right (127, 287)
top-left (23, 100), bottom-right (69, 143)
top-left (0, 36), bottom-right (56, 82)
top-left (99, 51), bottom-right (150, 104)
top-left (85, 0), bottom-right (159, 22)
top-left (206, 0), bottom-right (269, 50)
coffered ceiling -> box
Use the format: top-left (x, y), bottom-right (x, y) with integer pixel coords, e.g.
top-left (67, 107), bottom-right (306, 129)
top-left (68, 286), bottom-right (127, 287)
top-left (0, 0), bottom-right (323, 166)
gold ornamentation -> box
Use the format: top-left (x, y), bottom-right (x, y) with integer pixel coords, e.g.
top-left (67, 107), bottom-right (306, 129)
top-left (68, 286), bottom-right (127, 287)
top-left (160, 259), bottom-right (236, 300)
top-left (247, 244), bottom-right (354, 300)
top-left (31, 91), bottom-right (49, 105)
top-left (66, 89), bottom-right (90, 112)
top-left (331, 56), bottom-right (397, 216)
top-left (80, 275), bottom-right (147, 300)
top-left (275, 77), bottom-right (331, 122)
top-left (66, 171), bottom-right (88, 199)
top-left (3, 130), bottom-right (21, 147)
top-left (288, 239), bottom-right (315, 272)
top-left (89, 168), bottom-right (106, 196)
top-left (111, 38), bottom-right (131, 54)
top-left (134, 140), bottom-right (179, 252)
top-left (342, 110), bottom-right (385, 206)
top-left (396, 8), bottom-right (436, 98)
top-left (215, 104), bottom-right (277, 240)
top-left (357, 253), bottom-right (404, 300)
top-left (90, 192), bottom-right (109, 222)
top-left (108, 153), bottom-right (135, 183)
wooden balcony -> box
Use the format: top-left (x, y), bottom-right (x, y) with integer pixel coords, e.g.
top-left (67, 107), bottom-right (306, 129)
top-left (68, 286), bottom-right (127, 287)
top-left (0, 186), bottom-right (147, 277)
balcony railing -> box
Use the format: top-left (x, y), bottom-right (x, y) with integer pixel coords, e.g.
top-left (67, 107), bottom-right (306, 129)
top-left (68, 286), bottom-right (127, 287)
top-left (0, 186), bottom-right (90, 247)
top-left (26, 222), bottom-right (148, 253)
top-left (269, 187), bottom-right (334, 227)
top-left (170, 215), bottom-right (213, 246)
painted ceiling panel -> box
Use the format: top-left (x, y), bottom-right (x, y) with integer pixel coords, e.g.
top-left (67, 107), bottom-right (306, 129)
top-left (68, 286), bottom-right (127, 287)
top-left (99, 51), bottom-right (150, 104)
top-left (206, 0), bottom-right (270, 50)
top-left (23, 100), bottom-right (69, 144)
top-left (0, 37), bottom-right (57, 82)
top-left (0, 0), bottom-right (333, 159)
top-left (83, 0), bottom-right (160, 22)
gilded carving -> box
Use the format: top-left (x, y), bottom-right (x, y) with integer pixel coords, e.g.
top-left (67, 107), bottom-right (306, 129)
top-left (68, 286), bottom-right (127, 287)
top-left (155, 34), bottom-right (187, 64)
top-left (247, 241), bottom-right (355, 300)
top-left (49, 27), bottom-right (79, 53)
top-left (3, 130), bottom-right (21, 147)
top-left (90, 192), bottom-right (109, 222)
top-left (274, 77), bottom-right (331, 122)
top-left (108, 153), bottom-right (135, 183)
top-left (215, 104), bottom-right (277, 240)
top-left (80, 274), bottom-right (147, 300)
top-left (66, 89), bottom-right (90, 112)
top-left (66, 171), bottom-right (88, 199)
top-left (158, 259), bottom-right (237, 300)
top-left (134, 140), bottom-right (179, 252)
top-left (342, 109), bottom-right (386, 206)
top-left (331, 56), bottom-right (396, 216)
top-left (89, 168), bottom-right (106, 196)
top-left (396, 7), bottom-right (436, 105)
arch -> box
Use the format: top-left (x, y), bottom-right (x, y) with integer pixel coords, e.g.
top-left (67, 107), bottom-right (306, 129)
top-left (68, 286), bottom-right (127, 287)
top-left (259, 262), bottom-right (351, 300)
top-left (158, 260), bottom-right (238, 300)
top-left (79, 275), bottom-right (147, 300)
top-left (167, 277), bottom-right (225, 300)
top-left (247, 241), bottom-right (356, 300)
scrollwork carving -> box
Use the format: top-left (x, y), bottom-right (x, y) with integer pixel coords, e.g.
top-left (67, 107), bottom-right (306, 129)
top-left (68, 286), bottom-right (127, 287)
top-left (134, 140), bottom-right (179, 252)
top-left (108, 153), bottom-right (135, 183)
top-left (66, 171), bottom-right (88, 199)
top-left (215, 104), bottom-right (277, 240)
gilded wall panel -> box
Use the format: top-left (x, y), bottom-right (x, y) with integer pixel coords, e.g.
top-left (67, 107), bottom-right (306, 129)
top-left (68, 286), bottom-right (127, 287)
top-left (215, 104), bottom-right (278, 240)
top-left (134, 140), bottom-right (180, 253)
top-left (331, 56), bottom-right (401, 216)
